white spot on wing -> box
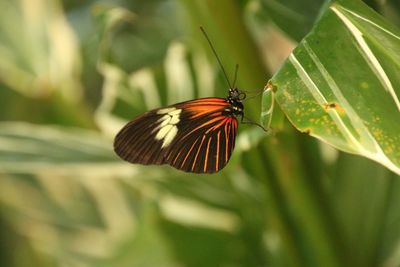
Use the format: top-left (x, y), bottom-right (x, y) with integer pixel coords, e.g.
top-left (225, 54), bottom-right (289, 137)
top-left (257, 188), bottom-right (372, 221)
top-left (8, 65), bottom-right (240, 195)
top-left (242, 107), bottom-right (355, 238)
top-left (155, 107), bottom-right (181, 148)
top-left (156, 124), bottom-right (174, 140)
top-left (157, 107), bottom-right (178, 114)
top-left (169, 116), bottom-right (180, 125)
top-left (159, 115), bottom-right (172, 127)
top-left (169, 109), bottom-right (182, 116)
top-left (163, 126), bottom-right (178, 147)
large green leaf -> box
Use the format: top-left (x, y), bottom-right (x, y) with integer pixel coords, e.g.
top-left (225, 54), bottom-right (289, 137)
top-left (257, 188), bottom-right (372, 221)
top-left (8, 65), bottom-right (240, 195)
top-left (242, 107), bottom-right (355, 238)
top-left (263, 0), bottom-right (400, 175)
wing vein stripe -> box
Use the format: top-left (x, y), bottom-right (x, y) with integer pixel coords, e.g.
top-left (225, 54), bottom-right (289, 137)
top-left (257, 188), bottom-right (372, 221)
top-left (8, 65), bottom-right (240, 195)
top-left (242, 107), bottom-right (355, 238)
top-left (204, 136), bottom-right (212, 172)
top-left (192, 135), bottom-right (206, 172)
top-left (216, 131), bottom-right (220, 172)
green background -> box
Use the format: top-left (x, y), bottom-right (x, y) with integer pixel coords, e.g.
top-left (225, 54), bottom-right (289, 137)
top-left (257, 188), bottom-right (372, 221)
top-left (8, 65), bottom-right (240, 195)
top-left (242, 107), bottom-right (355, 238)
top-left (0, 0), bottom-right (399, 267)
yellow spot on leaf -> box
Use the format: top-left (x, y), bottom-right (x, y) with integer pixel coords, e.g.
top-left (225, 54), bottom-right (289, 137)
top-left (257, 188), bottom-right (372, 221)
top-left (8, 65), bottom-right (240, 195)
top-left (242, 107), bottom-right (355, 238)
top-left (360, 82), bottom-right (369, 89)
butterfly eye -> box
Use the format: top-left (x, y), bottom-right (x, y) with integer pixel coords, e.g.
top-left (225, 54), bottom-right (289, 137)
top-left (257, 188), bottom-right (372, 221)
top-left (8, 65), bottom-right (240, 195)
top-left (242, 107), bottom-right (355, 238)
top-left (238, 92), bottom-right (246, 100)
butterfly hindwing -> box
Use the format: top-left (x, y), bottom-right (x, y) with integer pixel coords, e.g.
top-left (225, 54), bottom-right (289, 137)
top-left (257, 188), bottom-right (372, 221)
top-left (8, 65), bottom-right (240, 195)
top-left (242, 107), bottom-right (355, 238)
top-left (113, 97), bottom-right (238, 173)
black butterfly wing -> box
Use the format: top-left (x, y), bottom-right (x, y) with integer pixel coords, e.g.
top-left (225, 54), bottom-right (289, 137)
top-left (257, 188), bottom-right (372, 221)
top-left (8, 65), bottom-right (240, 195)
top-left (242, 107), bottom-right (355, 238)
top-left (113, 97), bottom-right (238, 173)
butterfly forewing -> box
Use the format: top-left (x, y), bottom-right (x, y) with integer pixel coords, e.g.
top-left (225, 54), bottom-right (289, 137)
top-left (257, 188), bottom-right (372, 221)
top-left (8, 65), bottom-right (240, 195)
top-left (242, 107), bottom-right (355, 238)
top-left (113, 98), bottom-right (238, 173)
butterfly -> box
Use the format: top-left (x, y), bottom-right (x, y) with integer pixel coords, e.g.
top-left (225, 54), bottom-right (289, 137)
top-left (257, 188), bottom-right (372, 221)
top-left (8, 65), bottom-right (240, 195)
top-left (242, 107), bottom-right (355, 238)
top-left (113, 87), bottom-right (247, 173)
top-left (113, 27), bottom-right (266, 173)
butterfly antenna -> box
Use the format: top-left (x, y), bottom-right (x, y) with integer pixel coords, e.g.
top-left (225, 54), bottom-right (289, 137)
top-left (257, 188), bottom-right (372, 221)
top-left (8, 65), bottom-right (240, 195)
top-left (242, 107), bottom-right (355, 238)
top-left (200, 26), bottom-right (233, 89)
top-left (232, 64), bottom-right (239, 88)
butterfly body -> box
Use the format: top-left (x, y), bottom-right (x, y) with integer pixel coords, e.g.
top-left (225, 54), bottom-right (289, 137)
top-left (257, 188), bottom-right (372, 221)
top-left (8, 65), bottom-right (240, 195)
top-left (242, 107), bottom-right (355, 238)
top-left (114, 88), bottom-right (245, 173)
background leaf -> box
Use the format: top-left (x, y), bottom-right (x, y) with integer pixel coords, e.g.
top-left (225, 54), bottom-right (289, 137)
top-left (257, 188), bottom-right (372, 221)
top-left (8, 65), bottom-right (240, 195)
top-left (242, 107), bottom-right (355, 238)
top-left (0, 0), bottom-right (82, 100)
top-left (254, 0), bottom-right (326, 41)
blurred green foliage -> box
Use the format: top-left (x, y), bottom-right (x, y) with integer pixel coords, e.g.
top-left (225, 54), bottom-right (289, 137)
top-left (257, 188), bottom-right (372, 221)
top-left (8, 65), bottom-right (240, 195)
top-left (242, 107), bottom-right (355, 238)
top-left (0, 1), bottom-right (399, 267)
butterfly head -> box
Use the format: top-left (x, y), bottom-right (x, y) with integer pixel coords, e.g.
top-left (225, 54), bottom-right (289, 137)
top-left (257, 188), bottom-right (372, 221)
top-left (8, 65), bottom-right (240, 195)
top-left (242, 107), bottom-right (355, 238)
top-left (227, 88), bottom-right (245, 116)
